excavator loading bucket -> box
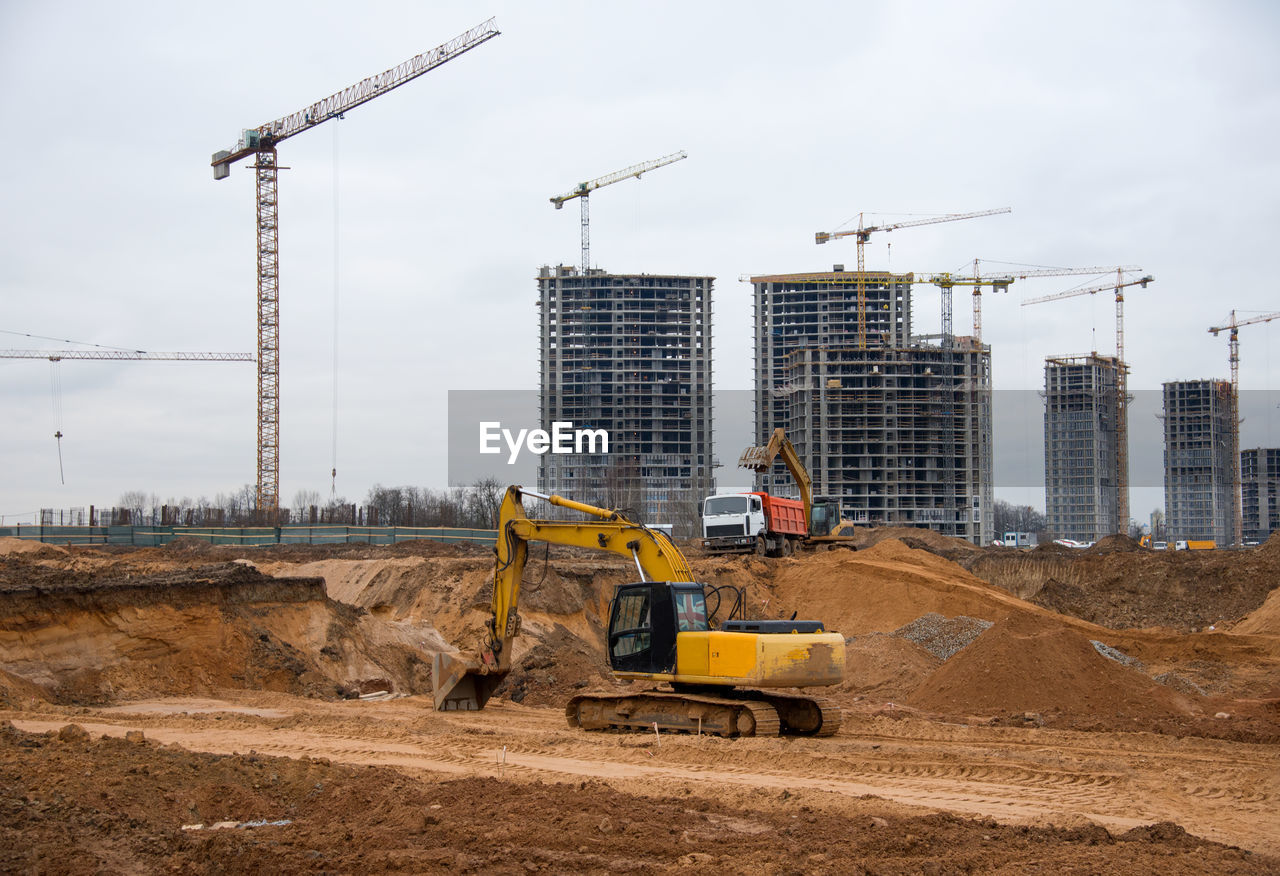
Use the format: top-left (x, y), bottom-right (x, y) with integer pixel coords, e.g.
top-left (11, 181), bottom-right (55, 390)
top-left (431, 651), bottom-right (506, 712)
top-left (738, 443), bottom-right (774, 472)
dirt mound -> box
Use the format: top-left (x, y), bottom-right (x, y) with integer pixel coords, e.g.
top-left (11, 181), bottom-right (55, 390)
top-left (0, 562), bottom-right (433, 704)
top-left (959, 546), bottom-right (1280, 632)
top-left (492, 623), bottom-right (619, 706)
top-left (840, 633), bottom-right (940, 699)
top-left (907, 613), bottom-right (1202, 724)
top-left (1086, 534), bottom-right (1144, 554)
top-left (1234, 586), bottom-right (1280, 636)
top-left (762, 539), bottom-right (1041, 636)
top-left (0, 537), bottom-right (67, 559)
top-left (1030, 540), bottom-right (1076, 555)
top-left (840, 525), bottom-right (984, 560)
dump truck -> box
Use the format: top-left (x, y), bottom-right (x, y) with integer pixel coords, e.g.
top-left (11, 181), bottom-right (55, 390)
top-left (432, 486), bottom-right (844, 737)
top-left (702, 427), bottom-right (857, 557)
top-left (701, 491), bottom-right (807, 556)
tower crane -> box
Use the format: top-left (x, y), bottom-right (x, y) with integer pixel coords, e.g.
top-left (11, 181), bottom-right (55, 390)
top-left (1023, 272), bottom-right (1154, 535)
top-left (1208, 309), bottom-right (1280, 547)
top-left (210, 18), bottom-right (500, 521)
top-left (967, 261), bottom-right (1142, 343)
top-left (0, 351), bottom-right (252, 361)
top-left (550, 150), bottom-right (688, 273)
top-left (1, 349), bottom-right (252, 485)
top-left (913, 271), bottom-right (1014, 348)
top-left (815, 208), bottom-right (1011, 349)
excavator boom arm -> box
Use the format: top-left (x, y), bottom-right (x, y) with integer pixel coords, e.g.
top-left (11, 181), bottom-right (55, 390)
top-left (434, 486), bottom-right (692, 711)
top-left (738, 428), bottom-right (813, 531)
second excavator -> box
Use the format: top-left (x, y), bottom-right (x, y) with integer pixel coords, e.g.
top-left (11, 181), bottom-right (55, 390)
top-left (432, 486), bottom-right (844, 737)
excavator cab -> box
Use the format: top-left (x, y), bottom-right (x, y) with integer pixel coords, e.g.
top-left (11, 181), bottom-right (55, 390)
top-left (607, 582), bottom-right (710, 675)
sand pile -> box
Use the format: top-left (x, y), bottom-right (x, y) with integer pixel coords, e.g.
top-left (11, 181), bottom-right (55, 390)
top-left (838, 634), bottom-right (940, 699)
top-left (838, 525), bottom-right (984, 561)
top-left (907, 612), bottom-right (1202, 722)
top-left (1233, 587), bottom-right (1280, 636)
top-left (765, 539), bottom-right (1040, 636)
top-left (0, 537), bottom-right (68, 559)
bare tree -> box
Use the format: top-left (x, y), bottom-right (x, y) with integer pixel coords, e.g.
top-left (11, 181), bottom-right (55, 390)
top-left (293, 489), bottom-right (321, 523)
top-left (466, 477), bottom-right (504, 528)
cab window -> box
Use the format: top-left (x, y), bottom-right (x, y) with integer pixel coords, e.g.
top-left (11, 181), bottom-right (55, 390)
top-left (610, 591), bottom-right (650, 657)
top-left (674, 590), bottom-right (709, 632)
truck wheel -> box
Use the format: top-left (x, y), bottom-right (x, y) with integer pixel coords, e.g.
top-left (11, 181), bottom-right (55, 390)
top-left (755, 536), bottom-right (767, 556)
top-left (781, 538), bottom-right (794, 557)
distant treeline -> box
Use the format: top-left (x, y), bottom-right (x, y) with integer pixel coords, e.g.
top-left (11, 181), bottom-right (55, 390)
top-left (39, 479), bottom-right (507, 529)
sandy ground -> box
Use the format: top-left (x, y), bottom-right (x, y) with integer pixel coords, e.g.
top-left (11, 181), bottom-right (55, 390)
top-left (1, 533), bottom-right (1278, 872)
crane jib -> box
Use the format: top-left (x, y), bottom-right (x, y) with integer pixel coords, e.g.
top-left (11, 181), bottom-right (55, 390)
top-left (211, 18), bottom-right (500, 170)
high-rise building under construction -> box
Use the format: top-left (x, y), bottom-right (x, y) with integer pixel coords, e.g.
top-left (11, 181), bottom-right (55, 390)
top-left (537, 265), bottom-right (713, 532)
top-left (752, 268), bottom-right (993, 544)
top-left (1240, 447), bottom-right (1279, 543)
top-left (1162, 379), bottom-right (1233, 544)
top-left (1043, 355), bottom-right (1122, 541)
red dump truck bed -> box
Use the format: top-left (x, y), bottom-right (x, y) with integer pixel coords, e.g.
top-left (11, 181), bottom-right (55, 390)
top-left (758, 493), bottom-right (806, 536)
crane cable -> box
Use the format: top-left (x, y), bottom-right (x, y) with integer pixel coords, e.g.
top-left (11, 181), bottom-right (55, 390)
top-left (331, 120), bottom-right (341, 498)
top-left (49, 359), bottom-right (65, 484)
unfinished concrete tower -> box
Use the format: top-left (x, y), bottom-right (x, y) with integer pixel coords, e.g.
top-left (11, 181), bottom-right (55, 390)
top-left (537, 266), bottom-right (713, 533)
top-left (1241, 447), bottom-right (1280, 543)
top-left (752, 268), bottom-right (993, 544)
top-left (1162, 379), bottom-right (1234, 545)
top-left (1043, 355), bottom-right (1121, 541)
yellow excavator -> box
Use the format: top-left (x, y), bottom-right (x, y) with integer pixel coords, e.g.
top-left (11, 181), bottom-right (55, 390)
top-left (736, 427), bottom-right (860, 545)
top-left (432, 485), bottom-right (845, 737)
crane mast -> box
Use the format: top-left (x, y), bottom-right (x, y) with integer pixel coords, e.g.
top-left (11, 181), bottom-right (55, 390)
top-left (550, 150), bottom-right (687, 272)
top-left (1023, 272), bottom-right (1154, 535)
top-left (211, 19), bottom-right (500, 521)
top-left (815, 208), bottom-right (1010, 349)
top-left (1208, 309), bottom-right (1280, 547)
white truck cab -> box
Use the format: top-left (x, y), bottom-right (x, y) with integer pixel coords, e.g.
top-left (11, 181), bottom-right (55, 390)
top-left (702, 493), bottom-right (766, 553)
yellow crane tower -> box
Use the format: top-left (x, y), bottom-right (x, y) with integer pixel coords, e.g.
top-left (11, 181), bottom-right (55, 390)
top-left (1208, 310), bottom-right (1280, 547)
top-left (210, 19), bottom-right (500, 521)
top-left (1022, 272), bottom-right (1154, 535)
top-left (550, 150), bottom-right (688, 273)
top-left (814, 208), bottom-right (1011, 349)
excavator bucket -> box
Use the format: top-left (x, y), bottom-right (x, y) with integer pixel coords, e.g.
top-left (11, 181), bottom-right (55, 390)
top-left (431, 651), bottom-right (506, 711)
top-left (738, 427), bottom-right (785, 473)
top-left (738, 443), bottom-right (774, 472)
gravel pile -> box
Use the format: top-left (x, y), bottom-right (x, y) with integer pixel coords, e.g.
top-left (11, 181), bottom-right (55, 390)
top-left (893, 612), bottom-right (993, 661)
top-left (1090, 639), bottom-right (1145, 669)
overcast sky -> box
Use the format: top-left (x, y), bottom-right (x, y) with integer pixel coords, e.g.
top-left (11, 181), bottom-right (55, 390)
top-left (2, 1), bottom-right (1278, 523)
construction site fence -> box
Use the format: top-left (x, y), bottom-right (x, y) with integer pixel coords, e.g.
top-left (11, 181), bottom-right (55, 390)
top-left (0, 524), bottom-right (498, 548)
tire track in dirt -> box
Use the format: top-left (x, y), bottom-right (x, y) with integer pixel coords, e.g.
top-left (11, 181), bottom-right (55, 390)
top-left (11, 697), bottom-right (1278, 856)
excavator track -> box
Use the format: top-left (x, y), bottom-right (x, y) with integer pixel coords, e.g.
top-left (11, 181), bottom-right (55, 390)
top-left (747, 691), bottom-right (842, 737)
top-left (566, 691), bottom-right (781, 738)
top-left (565, 690), bottom-right (839, 738)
